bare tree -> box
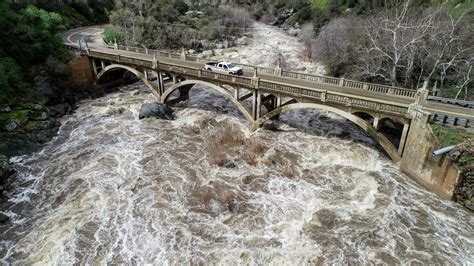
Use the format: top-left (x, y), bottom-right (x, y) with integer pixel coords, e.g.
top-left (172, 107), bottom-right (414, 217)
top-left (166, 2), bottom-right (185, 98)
top-left (299, 23), bottom-right (314, 59)
top-left (312, 16), bottom-right (363, 76)
top-left (354, 0), bottom-right (473, 91)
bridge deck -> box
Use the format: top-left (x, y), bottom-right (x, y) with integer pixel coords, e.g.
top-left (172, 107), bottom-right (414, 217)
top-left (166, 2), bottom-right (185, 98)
top-left (87, 45), bottom-right (472, 121)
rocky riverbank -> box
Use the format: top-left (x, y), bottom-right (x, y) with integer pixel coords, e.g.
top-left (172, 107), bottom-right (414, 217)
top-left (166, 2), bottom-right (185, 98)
top-left (452, 142), bottom-right (474, 210)
top-left (187, 21), bottom-right (325, 74)
top-left (0, 72), bottom-right (115, 215)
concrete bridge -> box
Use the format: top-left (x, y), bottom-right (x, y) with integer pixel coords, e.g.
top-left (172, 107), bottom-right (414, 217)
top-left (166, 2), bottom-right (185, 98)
top-left (65, 42), bottom-right (472, 199)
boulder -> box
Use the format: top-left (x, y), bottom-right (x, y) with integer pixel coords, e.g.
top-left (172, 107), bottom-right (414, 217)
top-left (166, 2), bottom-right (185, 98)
top-left (286, 27), bottom-right (300, 36)
top-left (0, 213), bottom-right (9, 223)
top-left (138, 102), bottom-right (174, 120)
top-left (23, 119), bottom-right (60, 132)
top-left (237, 36), bottom-right (250, 46)
top-left (271, 9), bottom-right (294, 26)
top-left (0, 110), bottom-right (29, 132)
top-left (223, 162), bottom-right (236, 169)
top-left (297, 64), bottom-right (307, 71)
top-left (201, 39), bottom-right (211, 49)
top-left (0, 155), bottom-right (8, 179)
top-left (225, 52), bottom-right (240, 59)
top-left (29, 111), bottom-right (49, 121)
top-left (48, 103), bottom-right (72, 118)
top-left (0, 104), bottom-right (10, 113)
top-left (216, 42), bottom-right (225, 49)
top-left (214, 49), bottom-right (224, 56)
top-left (202, 50), bottom-right (214, 58)
top-left (104, 107), bottom-right (126, 117)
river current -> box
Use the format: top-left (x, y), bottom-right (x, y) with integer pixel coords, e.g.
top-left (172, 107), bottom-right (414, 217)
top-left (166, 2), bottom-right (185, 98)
top-left (0, 83), bottom-right (472, 264)
top-left (1, 22), bottom-right (473, 264)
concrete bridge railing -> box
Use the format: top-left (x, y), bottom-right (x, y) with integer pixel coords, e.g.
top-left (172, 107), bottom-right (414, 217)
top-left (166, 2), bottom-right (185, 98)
top-left (115, 45), bottom-right (418, 99)
top-left (89, 48), bottom-right (412, 118)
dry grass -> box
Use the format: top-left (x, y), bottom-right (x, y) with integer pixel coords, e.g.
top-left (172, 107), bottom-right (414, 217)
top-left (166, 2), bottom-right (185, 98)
top-left (282, 165), bottom-right (295, 178)
top-left (199, 188), bottom-right (212, 205)
top-left (220, 190), bottom-right (234, 205)
top-left (212, 153), bottom-right (228, 167)
top-left (215, 131), bottom-right (245, 147)
top-left (248, 139), bottom-right (268, 155)
top-left (244, 152), bottom-right (259, 166)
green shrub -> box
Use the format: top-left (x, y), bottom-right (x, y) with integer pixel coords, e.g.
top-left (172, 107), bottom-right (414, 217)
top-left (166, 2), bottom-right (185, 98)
top-left (0, 57), bottom-right (22, 99)
top-left (103, 27), bottom-right (124, 45)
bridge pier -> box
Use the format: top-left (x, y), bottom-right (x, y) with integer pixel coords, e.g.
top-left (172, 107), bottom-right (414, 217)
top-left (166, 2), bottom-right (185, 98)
top-left (234, 88), bottom-right (240, 100)
top-left (256, 91), bottom-right (262, 119)
top-left (91, 59), bottom-right (99, 76)
top-left (398, 123), bottom-right (410, 156)
top-left (158, 71), bottom-right (165, 95)
top-left (400, 104), bottom-right (461, 199)
top-left (373, 116), bottom-right (381, 130)
top-left (276, 95), bottom-right (282, 108)
top-left (251, 90), bottom-right (259, 120)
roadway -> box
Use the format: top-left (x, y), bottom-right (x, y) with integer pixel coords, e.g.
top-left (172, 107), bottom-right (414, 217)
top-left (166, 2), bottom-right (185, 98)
top-left (62, 25), bottom-right (109, 48)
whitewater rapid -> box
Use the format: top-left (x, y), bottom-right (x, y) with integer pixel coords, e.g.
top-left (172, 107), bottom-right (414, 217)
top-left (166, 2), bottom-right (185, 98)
top-left (0, 84), bottom-right (472, 264)
top-left (1, 21), bottom-right (473, 264)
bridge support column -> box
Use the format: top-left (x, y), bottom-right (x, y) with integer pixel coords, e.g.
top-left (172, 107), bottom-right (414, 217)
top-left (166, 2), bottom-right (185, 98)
top-left (398, 123), bottom-right (410, 156)
top-left (373, 116), bottom-right (381, 130)
top-left (256, 91), bottom-right (262, 119)
top-left (234, 88), bottom-right (240, 100)
top-left (92, 59), bottom-right (99, 77)
top-left (399, 107), bottom-right (461, 199)
top-left (276, 95), bottom-right (282, 108)
top-left (251, 90), bottom-right (259, 120)
top-left (158, 71), bottom-right (164, 95)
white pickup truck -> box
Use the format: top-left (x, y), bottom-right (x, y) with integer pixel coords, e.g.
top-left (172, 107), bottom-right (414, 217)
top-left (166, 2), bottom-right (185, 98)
top-left (204, 61), bottom-right (243, 75)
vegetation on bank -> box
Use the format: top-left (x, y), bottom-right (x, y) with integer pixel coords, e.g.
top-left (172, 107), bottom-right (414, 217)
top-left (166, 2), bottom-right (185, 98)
top-left (431, 124), bottom-right (474, 147)
top-left (292, 0), bottom-right (472, 100)
top-left (0, 0), bottom-right (117, 164)
top-left (0, 1), bottom-right (116, 209)
top-left (109, 0), bottom-right (251, 49)
top-left (0, 1), bottom-right (66, 103)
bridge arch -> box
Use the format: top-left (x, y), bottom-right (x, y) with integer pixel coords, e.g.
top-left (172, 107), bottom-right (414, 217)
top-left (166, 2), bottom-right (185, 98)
top-left (254, 103), bottom-right (401, 163)
top-left (161, 80), bottom-right (254, 124)
top-left (96, 64), bottom-right (160, 99)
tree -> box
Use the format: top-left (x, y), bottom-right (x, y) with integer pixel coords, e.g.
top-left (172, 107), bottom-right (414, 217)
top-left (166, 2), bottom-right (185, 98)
top-left (353, 0), bottom-right (473, 91)
top-left (103, 26), bottom-right (124, 44)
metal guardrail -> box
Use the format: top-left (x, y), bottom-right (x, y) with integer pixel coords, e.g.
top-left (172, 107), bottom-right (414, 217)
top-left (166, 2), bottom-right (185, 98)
top-left (428, 96), bottom-right (474, 108)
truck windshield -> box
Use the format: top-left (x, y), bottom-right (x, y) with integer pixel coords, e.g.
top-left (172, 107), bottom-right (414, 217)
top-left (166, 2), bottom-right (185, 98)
top-left (227, 64), bottom-right (236, 68)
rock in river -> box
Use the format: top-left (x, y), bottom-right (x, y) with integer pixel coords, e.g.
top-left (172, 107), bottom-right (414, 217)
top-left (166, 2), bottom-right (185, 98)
top-left (138, 102), bottom-right (175, 120)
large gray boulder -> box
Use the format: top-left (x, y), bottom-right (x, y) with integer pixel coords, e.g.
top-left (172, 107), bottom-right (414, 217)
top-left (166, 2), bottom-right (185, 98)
top-left (138, 102), bottom-right (174, 120)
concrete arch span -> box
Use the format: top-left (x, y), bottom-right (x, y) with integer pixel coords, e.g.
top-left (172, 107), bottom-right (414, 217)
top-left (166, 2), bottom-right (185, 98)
top-left (96, 64), bottom-right (161, 99)
top-left (254, 103), bottom-right (402, 163)
top-left (161, 80), bottom-right (254, 124)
